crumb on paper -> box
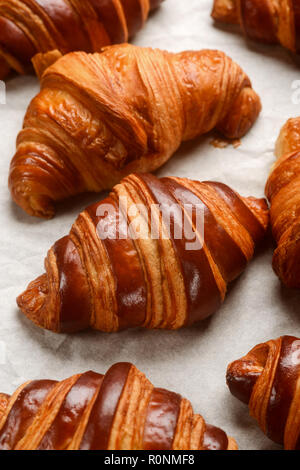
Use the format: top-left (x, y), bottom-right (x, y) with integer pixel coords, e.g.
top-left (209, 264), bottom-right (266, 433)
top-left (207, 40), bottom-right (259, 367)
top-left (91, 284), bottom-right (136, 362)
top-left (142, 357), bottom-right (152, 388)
top-left (210, 137), bottom-right (242, 149)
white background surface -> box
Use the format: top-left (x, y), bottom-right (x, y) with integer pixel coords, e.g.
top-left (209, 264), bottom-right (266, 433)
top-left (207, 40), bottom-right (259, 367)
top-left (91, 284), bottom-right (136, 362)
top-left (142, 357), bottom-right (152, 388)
top-left (0, 0), bottom-right (300, 451)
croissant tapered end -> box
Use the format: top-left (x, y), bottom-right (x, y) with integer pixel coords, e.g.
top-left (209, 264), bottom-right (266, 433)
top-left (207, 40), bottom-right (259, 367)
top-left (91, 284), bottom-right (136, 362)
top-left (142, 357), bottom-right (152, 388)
top-left (226, 340), bottom-right (271, 406)
top-left (217, 86), bottom-right (262, 140)
top-left (32, 50), bottom-right (63, 81)
top-left (226, 358), bottom-right (262, 406)
top-left (17, 274), bottom-right (59, 332)
top-left (9, 181), bottom-right (56, 219)
top-left (17, 275), bottom-right (47, 324)
top-left (18, 235), bottom-right (91, 333)
top-left (211, 0), bottom-right (239, 24)
top-left (243, 196), bottom-right (269, 237)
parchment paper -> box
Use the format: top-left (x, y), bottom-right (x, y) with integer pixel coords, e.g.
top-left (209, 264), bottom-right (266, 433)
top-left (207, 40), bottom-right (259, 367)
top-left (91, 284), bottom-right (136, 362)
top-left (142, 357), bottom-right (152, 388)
top-left (0, 0), bottom-right (300, 451)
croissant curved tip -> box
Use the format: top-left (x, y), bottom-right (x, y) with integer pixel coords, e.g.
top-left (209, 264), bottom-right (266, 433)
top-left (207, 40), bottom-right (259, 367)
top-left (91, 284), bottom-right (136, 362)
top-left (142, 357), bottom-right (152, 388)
top-left (217, 87), bottom-right (262, 140)
top-left (226, 361), bottom-right (254, 405)
top-left (211, 0), bottom-right (239, 24)
top-left (9, 183), bottom-right (55, 219)
top-left (17, 274), bottom-right (55, 331)
top-left (32, 50), bottom-right (63, 80)
top-left (227, 341), bottom-right (269, 406)
top-left (28, 196), bottom-right (55, 219)
top-left (244, 196), bottom-right (269, 233)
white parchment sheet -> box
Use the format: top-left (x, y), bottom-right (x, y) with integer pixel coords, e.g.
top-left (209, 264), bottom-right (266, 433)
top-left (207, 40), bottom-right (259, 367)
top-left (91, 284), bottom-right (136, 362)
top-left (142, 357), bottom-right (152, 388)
top-left (0, 0), bottom-right (300, 451)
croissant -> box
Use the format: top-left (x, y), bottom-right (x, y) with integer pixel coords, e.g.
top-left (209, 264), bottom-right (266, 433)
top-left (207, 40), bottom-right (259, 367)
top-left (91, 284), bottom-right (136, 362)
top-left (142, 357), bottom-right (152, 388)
top-left (265, 117), bottom-right (300, 288)
top-left (211, 0), bottom-right (300, 53)
top-left (17, 173), bottom-right (269, 334)
top-left (227, 335), bottom-right (300, 450)
top-left (0, 362), bottom-right (238, 450)
top-left (0, 0), bottom-right (163, 79)
top-left (8, 43), bottom-right (262, 219)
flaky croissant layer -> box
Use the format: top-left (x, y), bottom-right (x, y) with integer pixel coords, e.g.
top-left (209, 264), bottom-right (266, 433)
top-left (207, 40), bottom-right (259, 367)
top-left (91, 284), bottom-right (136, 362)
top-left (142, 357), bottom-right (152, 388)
top-left (9, 43), bottom-right (261, 218)
top-left (17, 173), bottom-right (269, 334)
top-left (0, 362), bottom-right (238, 450)
top-left (212, 0), bottom-right (300, 53)
top-left (265, 117), bottom-right (300, 288)
top-left (0, 0), bottom-right (163, 79)
top-left (227, 336), bottom-right (300, 450)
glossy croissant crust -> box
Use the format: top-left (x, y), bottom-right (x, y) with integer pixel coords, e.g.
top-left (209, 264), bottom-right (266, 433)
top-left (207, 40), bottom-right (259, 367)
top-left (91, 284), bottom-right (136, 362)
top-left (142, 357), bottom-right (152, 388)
top-left (9, 43), bottom-right (261, 218)
top-left (265, 117), bottom-right (300, 288)
top-left (0, 362), bottom-right (238, 450)
top-left (227, 336), bottom-right (300, 450)
top-left (212, 0), bottom-right (300, 53)
top-left (17, 173), bottom-right (269, 334)
top-left (0, 0), bottom-right (163, 80)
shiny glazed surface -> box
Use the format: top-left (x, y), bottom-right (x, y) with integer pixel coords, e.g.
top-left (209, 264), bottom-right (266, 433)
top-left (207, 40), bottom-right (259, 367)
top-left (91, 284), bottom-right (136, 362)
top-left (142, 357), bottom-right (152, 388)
top-left (0, 362), bottom-right (238, 450)
top-left (0, 0), bottom-right (163, 78)
top-left (17, 173), bottom-right (269, 334)
top-left (227, 336), bottom-right (300, 449)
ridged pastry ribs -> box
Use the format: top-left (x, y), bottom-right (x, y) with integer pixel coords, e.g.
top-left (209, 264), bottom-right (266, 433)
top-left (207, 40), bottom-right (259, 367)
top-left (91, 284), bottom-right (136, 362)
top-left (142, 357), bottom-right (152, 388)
top-left (17, 173), bottom-right (269, 334)
top-left (212, 0), bottom-right (300, 53)
top-left (0, 362), bottom-right (238, 450)
top-left (9, 44), bottom-right (262, 218)
top-left (0, 0), bottom-right (163, 79)
top-left (227, 336), bottom-right (300, 450)
top-left (265, 117), bottom-right (300, 288)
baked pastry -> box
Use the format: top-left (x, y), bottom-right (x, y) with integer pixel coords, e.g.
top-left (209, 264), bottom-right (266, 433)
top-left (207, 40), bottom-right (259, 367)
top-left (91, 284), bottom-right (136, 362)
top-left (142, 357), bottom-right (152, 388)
top-left (211, 0), bottom-right (300, 53)
top-left (0, 0), bottom-right (163, 79)
top-left (0, 362), bottom-right (238, 450)
top-left (8, 43), bottom-right (262, 218)
top-left (17, 173), bottom-right (269, 333)
top-left (265, 117), bottom-right (300, 288)
top-left (227, 335), bottom-right (300, 450)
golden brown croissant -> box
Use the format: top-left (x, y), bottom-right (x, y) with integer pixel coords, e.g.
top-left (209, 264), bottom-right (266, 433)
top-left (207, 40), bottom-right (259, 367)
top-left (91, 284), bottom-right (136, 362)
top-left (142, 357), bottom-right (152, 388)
top-left (212, 0), bottom-right (300, 53)
top-left (17, 173), bottom-right (269, 334)
top-left (0, 362), bottom-right (238, 450)
top-left (265, 117), bottom-right (300, 288)
top-left (0, 0), bottom-right (163, 79)
top-left (8, 43), bottom-right (262, 219)
top-left (227, 335), bottom-right (300, 450)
